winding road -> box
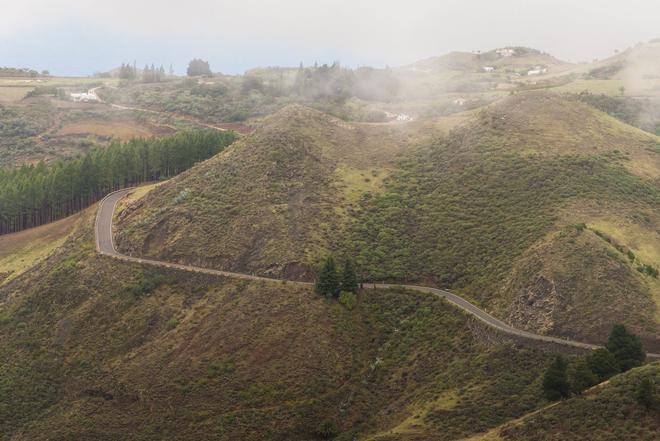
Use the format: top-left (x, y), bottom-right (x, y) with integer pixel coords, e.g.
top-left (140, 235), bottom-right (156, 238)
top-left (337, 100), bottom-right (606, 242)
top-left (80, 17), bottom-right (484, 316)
top-left (96, 188), bottom-right (660, 359)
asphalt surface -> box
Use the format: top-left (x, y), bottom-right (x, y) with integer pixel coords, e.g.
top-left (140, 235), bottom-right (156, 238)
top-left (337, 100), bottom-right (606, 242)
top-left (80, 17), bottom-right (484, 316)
top-left (96, 188), bottom-right (660, 359)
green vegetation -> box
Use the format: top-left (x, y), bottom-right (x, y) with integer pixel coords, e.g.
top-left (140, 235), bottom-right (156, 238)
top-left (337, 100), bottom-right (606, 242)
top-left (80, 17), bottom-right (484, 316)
top-left (187, 58), bottom-right (212, 77)
top-left (315, 255), bottom-right (341, 298)
top-left (542, 356), bottom-right (570, 400)
top-left (540, 325), bottom-right (648, 403)
top-left (0, 213), bottom-right (555, 440)
top-left (607, 324), bottom-right (646, 372)
top-left (635, 377), bottom-right (657, 411)
top-left (114, 93), bottom-right (660, 347)
top-left (586, 348), bottom-right (620, 381)
top-left (567, 358), bottom-right (599, 395)
top-left (0, 130), bottom-right (236, 234)
top-left (501, 364), bottom-right (660, 440)
top-left (341, 258), bottom-right (358, 293)
top-left (0, 67), bottom-right (42, 77)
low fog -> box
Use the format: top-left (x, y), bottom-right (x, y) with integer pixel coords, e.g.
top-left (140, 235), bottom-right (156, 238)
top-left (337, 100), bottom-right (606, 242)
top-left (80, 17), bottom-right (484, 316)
top-left (1, 0), bottom-right (660, 75)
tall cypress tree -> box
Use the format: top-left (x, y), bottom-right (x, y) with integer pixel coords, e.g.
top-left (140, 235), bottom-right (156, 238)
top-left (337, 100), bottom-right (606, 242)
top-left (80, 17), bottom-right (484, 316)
top-left (341, 258), bottom-right (358, 293)
top-left (315, 256), bottom-right (340, 298)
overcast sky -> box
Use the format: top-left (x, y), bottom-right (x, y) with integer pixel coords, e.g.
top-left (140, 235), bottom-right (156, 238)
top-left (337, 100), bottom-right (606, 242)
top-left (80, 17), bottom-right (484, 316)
top-left (1, 0), bottom-right (658, 76)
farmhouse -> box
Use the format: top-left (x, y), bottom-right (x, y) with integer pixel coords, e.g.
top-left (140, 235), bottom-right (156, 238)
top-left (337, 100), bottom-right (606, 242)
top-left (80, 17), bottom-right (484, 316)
top-left (496, 48), bottom-right (516, 57)
top-left (527, 67), bottom-right (548, 76)
top-left (69, 92), bottom-right (99, 103)
top-left (453, 97), bottom-right (467, 106)
top-left (482, 66), bottom-right (495, 72)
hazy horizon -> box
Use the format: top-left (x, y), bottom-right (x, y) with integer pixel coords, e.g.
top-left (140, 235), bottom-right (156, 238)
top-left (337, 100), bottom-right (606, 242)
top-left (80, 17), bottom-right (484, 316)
top-left (1, 0), bottom-right (660, 76)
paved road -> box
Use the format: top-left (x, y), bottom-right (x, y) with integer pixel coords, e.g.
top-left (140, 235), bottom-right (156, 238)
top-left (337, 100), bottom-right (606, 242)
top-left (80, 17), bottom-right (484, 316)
top-left (96, 188), bottom-right (660, 359)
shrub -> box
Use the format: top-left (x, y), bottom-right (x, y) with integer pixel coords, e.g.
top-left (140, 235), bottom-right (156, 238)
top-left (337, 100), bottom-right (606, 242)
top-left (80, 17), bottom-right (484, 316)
top-left (339, 291), bottom-right (357, 310)
top-left (341, 258), bottom-right (358, 294)
top-left (607, 324), bottom-right (646, 372)
top-left (586, 348), bottom-right (620, 381)
top-left (568, 358), bottom-right (598, 394)
top-left (637, 264), bottom-right (658, 278)
top-left (315, 256), bottom-right (341, 298)
top-left (130, 269), bottom-right (165, 297)
top-left (542, 356), bottom-right (570, 401)
top-left (173, 189), bottom-right (191, 204)
top-left (635, 377), bottom-right (656, 410)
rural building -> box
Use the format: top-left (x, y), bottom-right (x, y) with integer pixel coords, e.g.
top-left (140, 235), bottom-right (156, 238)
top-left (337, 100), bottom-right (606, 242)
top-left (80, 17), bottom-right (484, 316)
top-left (69, 92), bottom-right (99, 102)
top-left (483, 66), bottom-right (495, 72)
top-left (496, 48), bottom-right (516, 57)
top-left (527, 67), bottom-right (548, 76)
top-left (453, 98), bottom-right (467, 106)
top-left (384, 111), bottom-right (413, 122)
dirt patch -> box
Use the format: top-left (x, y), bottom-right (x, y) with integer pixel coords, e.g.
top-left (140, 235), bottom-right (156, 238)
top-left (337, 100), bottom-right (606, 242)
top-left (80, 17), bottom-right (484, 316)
top-left (57, 119), bottom-right (158, 140)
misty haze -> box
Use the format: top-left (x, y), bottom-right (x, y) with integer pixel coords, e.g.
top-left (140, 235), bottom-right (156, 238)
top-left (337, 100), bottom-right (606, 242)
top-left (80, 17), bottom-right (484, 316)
top-left (0, 1), bottom-right (659, 440)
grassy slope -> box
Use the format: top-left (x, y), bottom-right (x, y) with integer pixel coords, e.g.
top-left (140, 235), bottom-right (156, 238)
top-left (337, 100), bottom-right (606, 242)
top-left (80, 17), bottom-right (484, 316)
top-left (0, 213), bottom-right (81, 285)
top-left (0, 208), bottom-right (554, 441)
top-left (497, 363), bottom-right (660, 441)
top-left (115, 105), bottom-right (419, 280)
top-left (115, 93), bottom-right (659, 348)
top-left (352, 92), bottom-right (660, 346)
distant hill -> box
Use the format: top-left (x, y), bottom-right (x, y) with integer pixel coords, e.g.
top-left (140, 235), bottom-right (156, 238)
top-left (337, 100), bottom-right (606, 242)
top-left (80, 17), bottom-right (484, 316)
top-left (587, 40), bottom-right (660, 82)
top-left (115, 92), bottom-right (660, 350)
top-left (410, 47), bottom-right (572, 73)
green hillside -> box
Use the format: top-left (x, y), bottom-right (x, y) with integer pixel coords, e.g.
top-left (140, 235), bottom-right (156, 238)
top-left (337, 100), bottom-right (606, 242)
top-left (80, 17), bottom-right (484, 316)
top-left (0, 209), bottom-right (556, 440)
top-left (498, 363), bottom-right (660, 440)
top-left (115, 92), bottom-right (660, 349)
top-left (114, 104), bottom-right (421, 280)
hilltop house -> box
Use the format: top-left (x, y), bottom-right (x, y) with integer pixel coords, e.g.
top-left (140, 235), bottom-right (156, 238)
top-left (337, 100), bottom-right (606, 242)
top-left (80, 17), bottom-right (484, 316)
top-left (496, 48), bottom-right (516, 57)
top-left (482, 66), bottom-right (495, 72)
top-left (453, 97), bottom-right (467, 106)
top-left (69, 92), bottom-right (99, 103)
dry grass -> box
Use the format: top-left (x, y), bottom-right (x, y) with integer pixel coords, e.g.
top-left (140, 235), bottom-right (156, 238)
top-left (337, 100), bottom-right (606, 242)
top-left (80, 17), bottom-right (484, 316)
top-left (0, 214), bottom-right (80, 284)
top-left (0, 86), bottom-right (32, 103)
top-left (57, 119), bottom-right (156, 140)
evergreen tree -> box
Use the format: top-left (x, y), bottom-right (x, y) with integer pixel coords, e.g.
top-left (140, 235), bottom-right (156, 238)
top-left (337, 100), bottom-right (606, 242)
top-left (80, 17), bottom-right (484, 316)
top-left (606, 324), bottom-right (646, 372)
top-left (586, 348), bottom-right (620, 381)
top-left (341, 258), bottom-right (358, 293)
top-left (635, 377), bottom-right (656, 410)
top-left (542, 356), bottom-right (570, 401)
top-left (567, 358), bottom-right (598, 394)
top-left (0, 130), bottom-right (236, 235)
top-left (315, 256), bottom-right (340, 298)
top-left (187, 59), bottom-right (212, 77)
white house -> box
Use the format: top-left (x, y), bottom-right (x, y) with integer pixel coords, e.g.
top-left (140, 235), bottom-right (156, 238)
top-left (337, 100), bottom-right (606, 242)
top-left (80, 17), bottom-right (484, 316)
top-left (496, 48), bottom-right (516, 57)
top-left (453, 98), bottom-right (467, 106)
top-left (527, 67), bottom-right (548, 76)
top-left (70, 92), bottom-right (99, 103)
top-left (483, 66), bottom-right (495, 72)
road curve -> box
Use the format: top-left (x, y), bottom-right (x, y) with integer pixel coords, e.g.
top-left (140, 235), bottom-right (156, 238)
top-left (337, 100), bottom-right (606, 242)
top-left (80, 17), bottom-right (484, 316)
top-left (95, 188), bottom-right (660, 360)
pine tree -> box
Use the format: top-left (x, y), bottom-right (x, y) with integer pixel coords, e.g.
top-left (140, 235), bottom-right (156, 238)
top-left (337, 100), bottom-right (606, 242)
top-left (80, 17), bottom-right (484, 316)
top-left (542, 356), bottom-right (570, 401)
top-left (568, 358), bottom-right (598, 394)
top-left (341, 258), bottom-right (358, 294)
top-left (315, 256), bottom-right (340, 298)
top-left (606, 324), bottom-right (646, 372)
top-left (586, 348), bottom-right (620, 381)
top-left (635, 377), bottom-right (656, 411)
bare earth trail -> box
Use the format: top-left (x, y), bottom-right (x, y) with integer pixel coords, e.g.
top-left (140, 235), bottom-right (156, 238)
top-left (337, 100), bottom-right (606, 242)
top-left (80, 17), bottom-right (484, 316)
top-left (95, 188), bottom-right (660, 359)
top-left (89, 86), bottom-right (245, 133)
